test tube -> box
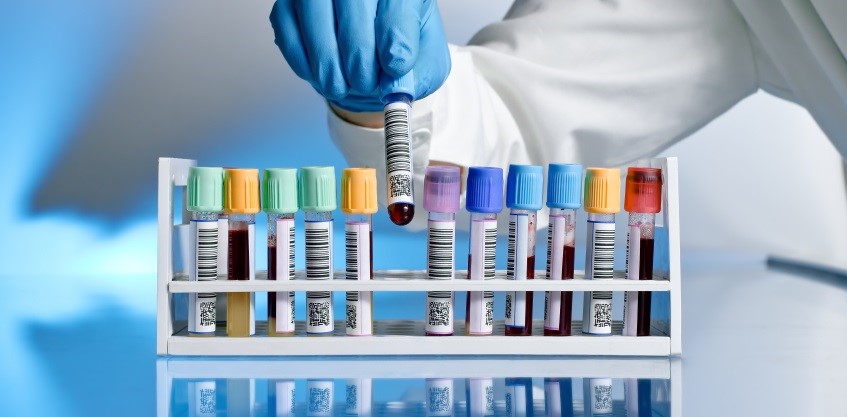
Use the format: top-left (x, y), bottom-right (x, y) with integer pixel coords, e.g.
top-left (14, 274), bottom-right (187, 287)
top-left (224, 168), bottom-right (259, 337)
top-left (544, 377), bottom-right (574, 417)
top-left (581, 168), bottom-right (620, 336)
top-left (341, 168), bottom-right (378, 336)
top-left (504, 377), bottom-right (533, 417)
top-left (186, 167), bottom-right (224, 337)
top-left (622, 168), bottom-right (663, 337)
top-left (380, 71), bottom-right (416, 226)
top-left (426, 378), bottom-right (454, 417)
top-left (263, 168), bottom-right (299, 337)
top-left (504, 164), bottom-right (543, 336)
top-left (300, 166), bottom-right (337, 336)
top-left (423, 166), bottom-right (461, 336)
top-left (543, 164), bottom-right (582, 336)
top-left (464, 167), bottom-right (503, 336)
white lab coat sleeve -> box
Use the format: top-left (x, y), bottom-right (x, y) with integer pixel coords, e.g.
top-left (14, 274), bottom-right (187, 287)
top-left (733, 0), bottom-right (847, 156)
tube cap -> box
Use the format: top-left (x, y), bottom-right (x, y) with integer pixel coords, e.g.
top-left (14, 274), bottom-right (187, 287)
top-left (466, 167), bottom-right (504, 213)
top-left (299, 166), bottom-right (337, 212)
top-left (380, 70), bottom-right (415, 102)
top-left (423, 166), bottom-right (460, 213)
top-left (506, 164), bottom-right (543, 210)
top-left (625, 167), bottom-right (663, 213)
top-left (263, 168), bottom-right (298, 214)
top-left (224, 168), bottom-right (260, 214)
top-left (341, 168), bottom-right (378, 214)
top-left (584, 168), bottom-right (621, 214)
top-left (547, 164), bottom-right (582, 209)
top-left (187, 167), bottom-right (224, 212)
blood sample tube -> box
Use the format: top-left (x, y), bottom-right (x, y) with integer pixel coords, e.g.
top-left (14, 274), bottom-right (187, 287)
top-left (345, 378), bottom-right (372, 416)
top-left (622, 167), bottom-right (663, 337)
top-left (583, 378), bottom-right (613, 416)
top-left (186, 167), bottom-right (224, 337)
top-left (504, 164), bottom-right (543, 336)
top-left (543, 164), bottom-right (582, 336)
top-left (380, 71), bottom-right (416, 226)
top-left (423, 166), bottom-right (461, 336)
top-left (504, 377), bottom-right (534, 417)
top-left (425, 378), bottom-right (454, 417)
top-left (581, 168), bottom-right (620, 335)
top-left (269, 379), bottom-right (295, 417)
top-left (464, 167), bottom-right (503, 336)
top-left (341, 168), bottom-right (378, 336)
top-left (224, 168), bottom-right (259, 337)
top-left (300, 166), bottom-right (337, 336)
top-left (263, 168), bottom-right (299, 337)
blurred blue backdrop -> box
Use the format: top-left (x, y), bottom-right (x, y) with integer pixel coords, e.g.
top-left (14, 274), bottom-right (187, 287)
top-left (1, 1), bottom-right (844, 416)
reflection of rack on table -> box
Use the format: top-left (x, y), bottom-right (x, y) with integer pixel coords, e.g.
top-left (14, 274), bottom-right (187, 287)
top-left (157, 157), bottom-right (681, 356)
top-left (157, 357), bottom-right (682, 417)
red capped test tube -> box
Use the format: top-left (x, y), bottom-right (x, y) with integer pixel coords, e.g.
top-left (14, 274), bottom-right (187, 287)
top-left (622, 167), bottom-right (663, 337)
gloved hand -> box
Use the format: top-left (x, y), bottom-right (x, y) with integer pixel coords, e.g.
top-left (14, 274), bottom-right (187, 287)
top-left (270, 0), bottom-right (451, 112)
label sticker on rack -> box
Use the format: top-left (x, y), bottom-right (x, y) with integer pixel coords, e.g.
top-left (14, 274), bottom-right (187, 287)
top-left (306, 221), bottom-right (333, 280)
top-left (189, 220), bottom-right (217, 335)
top-left (384, 101), bottom-right (414, 206)
top-left (426, 378), bottom-right (453, 416)
top-left (427, 220), bottom-right (455, 279)
top-left (425, 292), bottom-right (453, 335)
top-left (505, 214), bottom-right (528, 327)
top-left (345, 222), bottom-right (370, 281)
top-left (586, 221), bottom-right (615, 280)
top-left (307, 293), bottom-right (333, 334)
top-left (623, 224), bottom-right (641, 336)
top-left (275, 380), bottom-right (295, 416)
top-left (308, 380), bottom-right (334, 417)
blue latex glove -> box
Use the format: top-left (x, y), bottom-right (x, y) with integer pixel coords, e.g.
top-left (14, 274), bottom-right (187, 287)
top-left (270, 0), bottom-right (450, 112)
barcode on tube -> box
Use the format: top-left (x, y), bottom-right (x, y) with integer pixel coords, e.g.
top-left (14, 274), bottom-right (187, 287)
top-left (506, 219), bottom-right (516, 278)
top-left (306, 222), bottom-right (332, 280)
top-left (484, 224), bottom-right (496, 279)
top-left (384, 103), bottom-right (413, 201)
top-left (286, 223), bottom-right (295, 278)
top-left (588, 222), bottom-right (615, 280)
top-left (545, 225), bottom-right (553, 278)
top-left (428, 221), bottom-right (455, 279)
top-left (195, 223), bottom-right (218, 280)
top-left (345, 229), bottom-right (358, 279)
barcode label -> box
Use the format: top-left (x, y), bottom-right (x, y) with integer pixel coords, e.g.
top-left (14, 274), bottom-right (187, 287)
top-left (426, 379), bottom-right (453, 416)
top-left (505, 214), bottom-right (529, 328)
top-left (384, 101), bottom-right (414, 205)
top-left (307, 294), bottom-right (333, 334)
top-left (189, 381), bottom-right (216, 417)
top-left (469, 219), bottom-right (497, 280)
top-left (345, 222), bottom-right (370, 281)
top-left (305, 221), bottom-right (333, 280)
top-left (275, 218), bottom-right (296, 333)
top-left (275, 381), bottom-right (295, 416)
top-left (544, 215), bottom-right (566, 330)
top-left (427, 220), bottom-right (455, 279)
top-left (189, 220), bottom-right (217, 334)
top-left (345, 379), bottom-right (372, 415)
top-left (623, 224), bottom-right (641, 336)
top-left (308, 380), bottom-right (333, 417)
top-left (468, 378), bottom-right (494, 416)
top-left (586, 221), bottom-right (615, 280)
top-left (468, 291), bottom-right (494, 335)
top-left (346, 291), bottom-right (372, 336)
top-left (582, 292), bottom-right (612, 334)
top-left (425, 293), bottom-right (453, 335)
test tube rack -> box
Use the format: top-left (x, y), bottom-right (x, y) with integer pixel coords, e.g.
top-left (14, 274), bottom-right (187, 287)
top-left (157, 157), bottom-right (681, 356)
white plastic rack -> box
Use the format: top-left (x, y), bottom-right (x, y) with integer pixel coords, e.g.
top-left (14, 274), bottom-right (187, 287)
top-left (157, 157), bottom-right (681, 356)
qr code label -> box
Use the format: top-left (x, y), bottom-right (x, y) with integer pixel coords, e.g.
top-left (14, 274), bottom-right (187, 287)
top-left (485, 299), bottom-right (494, 327)
top-left (593, 302), bottom-right (612, 328)
top-left (199, 300), bottom-right (215, 327)
top-left (388, 173), bottom-right (412, 198)
top-left (346, 303), bottom-right (357, 330)
top-left (427, 299), bottom-right (451, 328)
top-left (309, 387), bottom-right (331, 415)
top-left (428, 386), bottom-right (451, 413)
top-left (307, 297), bottom-right (333, 333)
